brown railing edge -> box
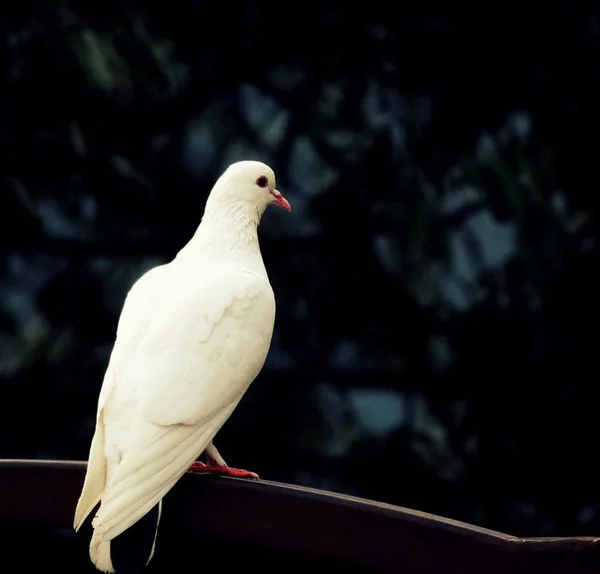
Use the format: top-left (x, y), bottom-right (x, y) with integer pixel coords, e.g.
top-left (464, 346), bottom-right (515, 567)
top-left (0, 458), bottom-right (515, 542)
top-left (1, 458), bottom-right (599, 574)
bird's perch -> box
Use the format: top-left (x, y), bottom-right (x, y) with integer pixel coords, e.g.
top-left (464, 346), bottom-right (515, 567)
top-left (0, 459), bottom-right (599, 574)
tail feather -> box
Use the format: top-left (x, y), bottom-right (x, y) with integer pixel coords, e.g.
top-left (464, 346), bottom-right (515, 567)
top-left (90, 529), bottom-right (115, 573)
top-left (147, 500), bottom-right (163, 566)
top-left (90, 501), bottom-right (162, 573)
top-left (76, 414), bottom-right (163, 572)
top-left (74, 415), bottom-right (107, 531)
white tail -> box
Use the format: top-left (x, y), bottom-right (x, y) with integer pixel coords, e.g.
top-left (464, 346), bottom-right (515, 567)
top-left (74, 415), bottom-right (108, 531)
top-left (90, 530), bottom-right (115, 573)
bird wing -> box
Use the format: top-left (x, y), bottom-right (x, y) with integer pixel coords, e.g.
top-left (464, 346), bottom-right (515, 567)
top-left (74, 265), bottom-right (169, 531)
top-left (91, 265), bottom-right (275, 542)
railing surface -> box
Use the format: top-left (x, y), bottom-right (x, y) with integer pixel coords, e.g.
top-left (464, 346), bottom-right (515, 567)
top-left (0, 459), bottom-right (599, 573)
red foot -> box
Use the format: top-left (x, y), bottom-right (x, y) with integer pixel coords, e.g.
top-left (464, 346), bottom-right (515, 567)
top-left (188, 461), bottom-right (259, 480)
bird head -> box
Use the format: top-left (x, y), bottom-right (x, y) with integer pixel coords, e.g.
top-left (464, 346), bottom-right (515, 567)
top-left (207, 161), bottom-right (291, 217)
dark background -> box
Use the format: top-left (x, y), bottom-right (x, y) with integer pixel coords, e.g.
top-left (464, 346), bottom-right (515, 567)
top-left (1, 1), bottom-right (599, 540)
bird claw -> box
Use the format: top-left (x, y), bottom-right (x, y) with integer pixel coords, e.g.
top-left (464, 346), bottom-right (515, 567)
top-left (188, 461), bottom-right (259, 480)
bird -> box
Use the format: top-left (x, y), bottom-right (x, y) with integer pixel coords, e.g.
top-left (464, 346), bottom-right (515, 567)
top-left (73, 160), bottom-right (291, 573)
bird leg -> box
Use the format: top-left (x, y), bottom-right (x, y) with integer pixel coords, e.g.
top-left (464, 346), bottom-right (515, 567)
top-left (205, 441), bottom-right (227, 466)
top-left (188, 441), bottom-right (259, 479)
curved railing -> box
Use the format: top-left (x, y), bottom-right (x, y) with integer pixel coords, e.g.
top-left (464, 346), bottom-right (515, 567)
top-left (0, 459), bottom-right (599, 573)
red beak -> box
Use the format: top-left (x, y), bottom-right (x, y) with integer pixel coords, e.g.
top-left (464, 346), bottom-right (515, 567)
top-left (271, 189), bottom-right (291, 212)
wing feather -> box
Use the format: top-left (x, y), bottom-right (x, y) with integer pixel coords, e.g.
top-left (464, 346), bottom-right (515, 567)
top-left (133, 271), bottom-right (275, 426)
top-left (93, 403), bottom-right (236, 541)
top-left (73, 357), bottom-right (118, 530)
top-left (75, 263), bottom-right (172, 530)
top-left (90, 265), bottom-right (275, 542)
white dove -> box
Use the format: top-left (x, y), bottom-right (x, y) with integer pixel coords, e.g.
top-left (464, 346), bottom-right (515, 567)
top-left (73, 160), bottom-right (291, 573)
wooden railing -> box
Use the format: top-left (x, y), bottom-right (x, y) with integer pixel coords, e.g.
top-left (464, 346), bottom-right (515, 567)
top-left (0, 459), bottom-right (599, 573)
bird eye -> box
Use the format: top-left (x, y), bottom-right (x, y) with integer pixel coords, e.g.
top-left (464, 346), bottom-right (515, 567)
top-left (256, 176), bottom-right (268, 188)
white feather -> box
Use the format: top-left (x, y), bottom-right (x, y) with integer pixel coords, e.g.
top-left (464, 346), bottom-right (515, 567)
top-left (73, 160), bottom-right (287, 572)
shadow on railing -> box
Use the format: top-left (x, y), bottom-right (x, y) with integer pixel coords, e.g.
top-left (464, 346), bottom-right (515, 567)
top-left (0, 459), bottom-right (599, 573)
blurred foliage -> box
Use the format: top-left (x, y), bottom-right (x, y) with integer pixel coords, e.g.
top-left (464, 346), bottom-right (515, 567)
top-left (1, 1), bottom-right (600, 539)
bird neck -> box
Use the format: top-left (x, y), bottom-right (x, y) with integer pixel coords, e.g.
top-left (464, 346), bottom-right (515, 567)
top-left (177, 201), bottom-right (267, 273)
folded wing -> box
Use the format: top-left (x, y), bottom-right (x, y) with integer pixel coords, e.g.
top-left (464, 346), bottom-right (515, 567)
top-left (91, 268), bottom-right (275, 542)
